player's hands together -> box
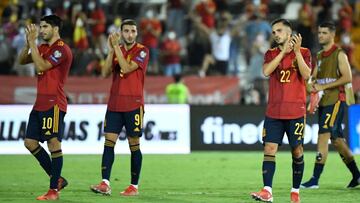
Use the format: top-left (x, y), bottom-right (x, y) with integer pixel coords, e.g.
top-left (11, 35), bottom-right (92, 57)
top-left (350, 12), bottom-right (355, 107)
top-left (109, 32), bottom-right (121, 47)
top-left (282, 35), bottom-right (293, 54)
top-left (107, 34), bottom-right (114, 52)
top-left (25, 24), bottom-right (38, 44)
top-left (291, 34), bottom-right (302, 53)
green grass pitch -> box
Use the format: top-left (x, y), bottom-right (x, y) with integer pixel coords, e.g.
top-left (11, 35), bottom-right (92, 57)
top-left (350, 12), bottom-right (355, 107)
top-left (0, 152), bottom-right (360, 203)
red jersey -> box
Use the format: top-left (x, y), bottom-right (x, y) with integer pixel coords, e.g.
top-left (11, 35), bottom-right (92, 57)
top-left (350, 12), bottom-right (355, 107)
top-left (107, 43), bottom-right (149, 112)
top-left (264, 47), bottom-right (311, 119)
top-left (34, 39), bottom-right (73, 112)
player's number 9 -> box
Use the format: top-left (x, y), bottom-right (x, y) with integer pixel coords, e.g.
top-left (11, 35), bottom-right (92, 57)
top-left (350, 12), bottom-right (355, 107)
top-left (134, 114), bottom-right (140, 126)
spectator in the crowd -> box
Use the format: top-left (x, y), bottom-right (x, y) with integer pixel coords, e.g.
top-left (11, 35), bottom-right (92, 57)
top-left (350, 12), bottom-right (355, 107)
top-left (248, 32), bottom-right (269, 105)
top-left (107, 16), bottom-right (122, 34)
top-left (1, 0), bottom-right (24, 24)
top-left (338, 0), bottom-right (353, 32)
top-left (73, 12), bottom-right (88, 51)
top-left (87, 0), bottom-right (106, 55)
top-left (0, 29), bottom-right (13, 75)
top-left (140, 9), bottom-right (162, 74)
top-left (30, 0), bottom-right (52, 23)
top-left (166, 0), bottom-right (186, 37)
top-left (186, 21), bottom-right (211, 74)
top-left (160, 30), bottom-right (182, 76)
top-left (194, 0), bottom-right (217, 29)
top-left (55, 0), bottom-right (73, 46)
top-left (244, 12), bottom-right (272, 65)
top-left (339, 30), bottom-right (355, 68)
top-left (297, 0), bottom-right (315, 52)
top-left (12, 25), bottom-right (35, 76)
top-left (165, 74), bottom-right (190, 104)
top-left (2, 13), bottom-right (19, 41)
top-left (195, 12), bottom-right (242, 77)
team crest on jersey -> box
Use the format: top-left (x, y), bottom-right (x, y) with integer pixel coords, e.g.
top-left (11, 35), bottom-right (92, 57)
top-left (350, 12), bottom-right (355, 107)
top-left (140, 50), bottom-right (146, 58)
top-left (53, 50), bottom-right (62, 58)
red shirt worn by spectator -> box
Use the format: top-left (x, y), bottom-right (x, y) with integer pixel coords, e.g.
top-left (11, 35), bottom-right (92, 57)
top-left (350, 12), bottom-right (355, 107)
top-left (195, 0), bottom-right (216, 28)
top-left (107, 43), bottom-right (149, 112)
top-left (161, 38), bottom-right (181, 64)
top-left (34, 39), bottom-right (73, 112)
top-left (264, 47), bottom-right (312, 119)
top-left (140, 19), bottom-right (162, 48)
top-left (90, 8), bottom-right (106, 37)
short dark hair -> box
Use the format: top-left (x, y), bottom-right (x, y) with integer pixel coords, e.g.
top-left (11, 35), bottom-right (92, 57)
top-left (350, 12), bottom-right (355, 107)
top-left (319, 21), bottom-right (336, 32)
top-left (174, 74), bottom-right (182, 83)
top-left (121, 19), bottom-right (137, 31)
top-left (40, 15), bottom-right (63, 30)
top-left (271, 18), bottom-right (292, 30)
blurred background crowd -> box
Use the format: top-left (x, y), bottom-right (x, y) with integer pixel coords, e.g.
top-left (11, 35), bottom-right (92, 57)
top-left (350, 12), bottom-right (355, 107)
top-left (0, 0), bottom-right (360, 104)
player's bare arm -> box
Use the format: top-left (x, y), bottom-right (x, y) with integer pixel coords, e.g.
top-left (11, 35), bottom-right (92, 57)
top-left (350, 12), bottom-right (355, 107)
top-left (314, 51), bottom-right (352, 91)
top-left (18, 37), bottom-right (33, 65)
top-left (111, 33), bottom-right (138, 75)
top-left (26, 24), bottom-right (53, 72)
top-left (292, 34), bottom-right (311, 80)
top-left (263, 35), bottom-right (292, 77)
top-left (102, 35), bottom-right (114, 77)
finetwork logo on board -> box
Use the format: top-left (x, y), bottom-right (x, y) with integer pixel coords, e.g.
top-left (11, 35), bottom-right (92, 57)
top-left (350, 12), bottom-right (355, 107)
top-left (200, 116), bottom-right (324, 145)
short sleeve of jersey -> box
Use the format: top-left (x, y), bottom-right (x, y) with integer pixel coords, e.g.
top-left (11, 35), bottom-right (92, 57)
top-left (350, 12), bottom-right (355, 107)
top-left (45, 46), bottom-right (68, 67)
top-left (264, 49), bottom-right (274, 64)
top-left (302, 48), bottom-right (312, 69)
top-left (133, 47), bottom-right (149, 70)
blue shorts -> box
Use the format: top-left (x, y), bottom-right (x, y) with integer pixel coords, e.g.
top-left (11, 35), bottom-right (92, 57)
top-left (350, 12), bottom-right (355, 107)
top-left (318, 101), bottom-right (345, 139)
top-left (25, 105), bottom-right (65, 143)
top-left (263, 116), bottom-right (305, 148)
top-left (104, 106), bottom-right (144, 137)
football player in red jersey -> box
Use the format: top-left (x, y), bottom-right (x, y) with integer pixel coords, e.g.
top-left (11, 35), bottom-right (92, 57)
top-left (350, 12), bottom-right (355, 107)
top-left (250, 19), bottom-right (311, 203)
top-left (19, 15), bottom-right (73, 200)
top-left (90, 19), bottom-right (149, 196)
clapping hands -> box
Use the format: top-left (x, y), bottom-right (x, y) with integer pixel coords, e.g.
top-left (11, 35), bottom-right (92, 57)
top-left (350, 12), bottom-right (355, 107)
top-left (25, 24), bottom-right (38, 44)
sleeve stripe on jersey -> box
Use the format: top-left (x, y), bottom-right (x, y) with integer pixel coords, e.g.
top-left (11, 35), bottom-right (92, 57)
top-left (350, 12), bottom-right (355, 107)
top-left (330, 101), bottom-right (341, 127)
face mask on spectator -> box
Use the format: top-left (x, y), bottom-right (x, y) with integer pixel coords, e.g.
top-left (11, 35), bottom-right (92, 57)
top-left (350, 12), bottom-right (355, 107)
top-left (168, 31), bottom-right (176, 40)
top-left (63, 1), bottom-right (70, 9)
top-left (88, 2), bottom-right (96, 10)
top-left (76, 18), bottom-right (84, 27)
top-left (73, 4), bottom-right (82, 12)
top-left (145, 10), bottom-right (154, 19)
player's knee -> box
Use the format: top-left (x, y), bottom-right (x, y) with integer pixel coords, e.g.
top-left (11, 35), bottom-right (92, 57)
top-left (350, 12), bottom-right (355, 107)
top-left (291, 145), bottom-right (303, 157)
top-left (104, 139), bottom-right (116, 148)
top-left (128, 137), bottom-right (140, 152)
top-left (331, 138), bottom-right (342, 148)
top-left (264, 145), bottom-right (277, 155)
top-left (24, 139), bottom-right (39, 151)
top-left (47, 138), bottom-right (61, 152)
top-left (129, 143), bottom-right (140, 152)
top-left (104, 133), bottom-right (118, 143)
